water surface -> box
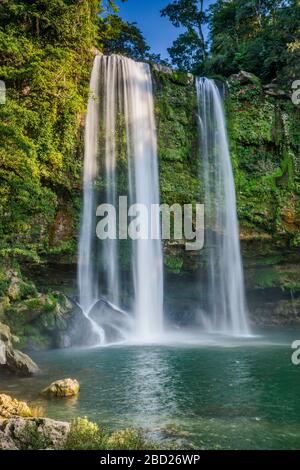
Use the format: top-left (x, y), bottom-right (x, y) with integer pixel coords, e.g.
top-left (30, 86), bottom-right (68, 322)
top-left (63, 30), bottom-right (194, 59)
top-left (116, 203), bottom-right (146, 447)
top-left (1, 330), bottom-right (300, 450)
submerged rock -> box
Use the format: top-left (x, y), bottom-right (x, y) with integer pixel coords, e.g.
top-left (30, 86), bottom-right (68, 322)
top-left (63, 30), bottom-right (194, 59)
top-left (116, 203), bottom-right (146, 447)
top-left (0, 417), bottom-right (70, 450)
top-left (0, 322), bottom-right (39, 376)
top-left (0, 394), bottom-right (32, 419)
top-left (41, 378), bottom-right (80, 398)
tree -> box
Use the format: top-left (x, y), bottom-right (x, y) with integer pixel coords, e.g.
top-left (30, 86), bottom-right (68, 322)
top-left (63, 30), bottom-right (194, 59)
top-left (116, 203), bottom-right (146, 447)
top-left (99, 14), bottom-right (150, 61)
top-left (0, 0), bottom-right (101, 48)
top-left (205, 0), bottom-right (300, 84)
top-left (0, 0), bottom-right (102, 259)
top-left (161, 0), bottom-right (207, 72)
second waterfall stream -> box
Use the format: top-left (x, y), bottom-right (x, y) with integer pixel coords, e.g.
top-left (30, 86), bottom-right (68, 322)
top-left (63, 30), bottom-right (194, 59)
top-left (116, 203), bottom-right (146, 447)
top-left (196, 77), bottom-right (250, 336)
top-left (78, 55), bottom-right (164, 345)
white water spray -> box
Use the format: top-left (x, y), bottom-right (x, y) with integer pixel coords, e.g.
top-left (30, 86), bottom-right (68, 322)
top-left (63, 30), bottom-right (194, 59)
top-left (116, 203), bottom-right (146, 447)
top-left (120, 57), bottom-right (164, 341)
top-left (77, 55), bottom-right (164, 345)
top-left (196, 78), bottom-right (250, 336)
top-left (78, 56), bottom-right (105, 344)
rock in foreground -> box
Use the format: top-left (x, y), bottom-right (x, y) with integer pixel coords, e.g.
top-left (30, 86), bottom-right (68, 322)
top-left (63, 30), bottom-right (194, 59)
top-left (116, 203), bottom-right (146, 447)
top-left (0, 417), bottom-right (70, 450)
top-left (0, 394), bottom-right (32, 419)
top-left (41, 378), bottom-right (80, 398)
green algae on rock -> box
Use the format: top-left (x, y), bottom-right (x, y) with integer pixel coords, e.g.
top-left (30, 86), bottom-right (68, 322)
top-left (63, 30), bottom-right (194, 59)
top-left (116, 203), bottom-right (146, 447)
top-left (41, 378), bottom-right (80, 398)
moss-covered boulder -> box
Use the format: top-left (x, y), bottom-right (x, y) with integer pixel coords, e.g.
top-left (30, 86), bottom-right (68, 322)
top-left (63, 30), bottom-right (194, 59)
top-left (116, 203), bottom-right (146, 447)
top-left (0, 264), bottom-right (75, 350)
top-left (41, 378), bottom-right (80, 398)
top-left (0, 417), bottom-right (70, 450)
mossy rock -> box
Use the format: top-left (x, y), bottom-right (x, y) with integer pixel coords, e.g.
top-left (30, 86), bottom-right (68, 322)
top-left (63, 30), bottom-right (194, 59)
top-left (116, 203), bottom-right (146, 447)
top-left (41, 378), bottom-right (80, 398)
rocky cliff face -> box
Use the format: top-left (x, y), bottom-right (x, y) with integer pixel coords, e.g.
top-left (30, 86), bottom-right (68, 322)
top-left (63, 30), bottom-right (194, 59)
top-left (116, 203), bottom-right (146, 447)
top-left (227, 72), bottom-right (300, 322)
top-left (1, 64), bottom-right (299, 332)
top-left (8, 63), bottom-right (298, 280)
top-left (153, 67), bottom-right (300, 325)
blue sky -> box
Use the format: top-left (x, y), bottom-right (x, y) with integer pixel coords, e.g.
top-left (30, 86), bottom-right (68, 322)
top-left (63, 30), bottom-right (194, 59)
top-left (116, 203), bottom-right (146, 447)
top-left (115, 0), bottom-right (216, 60)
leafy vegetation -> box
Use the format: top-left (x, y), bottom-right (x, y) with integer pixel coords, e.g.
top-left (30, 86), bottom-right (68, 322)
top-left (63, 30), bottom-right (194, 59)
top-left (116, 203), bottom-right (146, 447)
top-left (206, 0), bottom-right (300, 85)
top-left (0, 0), bottom-right (101, 262)
top-left (100, 14), bottom-right (151, 61)
top-left (161, 0), bottom-right (207, 72)
top-left (0, 262), bottom-right (72, 349)
top-left (0, 1), bottom-right (299, 279)
top-left (162, 0), bottom-right (300, 85)
top-left (64, 417), bottom-right (160, 450)
top-left (227, 79), bottom-right (300, 248)
top-left (0, 0), bottom-right (157, 264)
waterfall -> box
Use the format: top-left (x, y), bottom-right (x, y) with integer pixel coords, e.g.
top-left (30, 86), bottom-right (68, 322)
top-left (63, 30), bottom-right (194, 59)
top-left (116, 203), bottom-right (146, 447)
top-left (196, 77), bottom-right (250, 336)
top-left (78, 56), bottom-right (105, 345)
top-left (120, 56), bottom-right (164, 341)
top-left (101, 56), bottom-right (120, 306)
top-left (77, 55), bottom-right (164, 345)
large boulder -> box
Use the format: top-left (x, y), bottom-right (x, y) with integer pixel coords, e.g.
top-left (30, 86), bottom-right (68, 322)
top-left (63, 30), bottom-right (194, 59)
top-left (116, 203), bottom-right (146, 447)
top-left (41, 378), bottom-right (80, 398)
top-left (5, 348), bottom-right (39, 376)
top-left (0, 322), bottom-right (39, 376)
top-left (0, 265), bottom-right (75, 351)
top-left (152, 63), bottom-right (194, 86)
top-left (0, 394), bottom-right (32, 419)
top-left (263, 83), bottom-right (290, 99)
top-left (229, 70), bottom-right (261, 86)
top-left (0, 417), bottom-right (70, 450)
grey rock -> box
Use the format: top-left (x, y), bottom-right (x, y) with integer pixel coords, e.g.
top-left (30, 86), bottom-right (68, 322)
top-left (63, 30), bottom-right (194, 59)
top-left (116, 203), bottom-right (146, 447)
top-left (152, 63), bottom-right (174, 75)
top-left (6, 348), bottom-right (39, 376)
top-left (263, 83), bottom-right (290, 99)
top-left (0, 429), bottom-right (18, 450)
top-left (0, 341), bottom-right (6, 364)
top-left (0, 322), bottom-right (39, 376)
top-left (0, 417), bottom-right (70, 450)
top-left (229, 70), bottom-right (260, 85)
top-left (152, 63), bottom-right (194, 85)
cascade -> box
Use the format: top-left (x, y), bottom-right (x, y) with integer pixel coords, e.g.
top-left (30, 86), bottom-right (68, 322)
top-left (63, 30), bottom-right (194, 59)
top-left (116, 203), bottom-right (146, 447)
top-left (196, 77), bottom-right (250, 336)
top-left (78, 55), bottom-right (164, 345)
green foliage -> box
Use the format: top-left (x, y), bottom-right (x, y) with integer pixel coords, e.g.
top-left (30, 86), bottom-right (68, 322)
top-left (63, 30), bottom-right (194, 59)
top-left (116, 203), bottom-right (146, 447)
top-left (18, 324), bottom-right (51, 350)
top-left (153, 69), bottom-right (200, 207)
top-left (0, 262), bottom-right (71, 348)
top-left (64, 417), bottom-right (159, 450)
top-left (205, 0), bottom-right (300, 84)
top-left (64, 417), bottom-right (105, 450)
top-left (100, 14), bottom-right (151, 61)
top-left (162, 0), bottom-right (300, 85)
top-left (227, 80), bottom-right (300, 246)
top-left (19, 422), bottom-right (53, 450)
top-left (0, 0), bottom-right (101, 262)
top-left (164, 255), bottom-right (184, 274)
top-left (161, 0), bottom-right (207, 72)
top-left (253, 266), bottom-right (300, 291)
